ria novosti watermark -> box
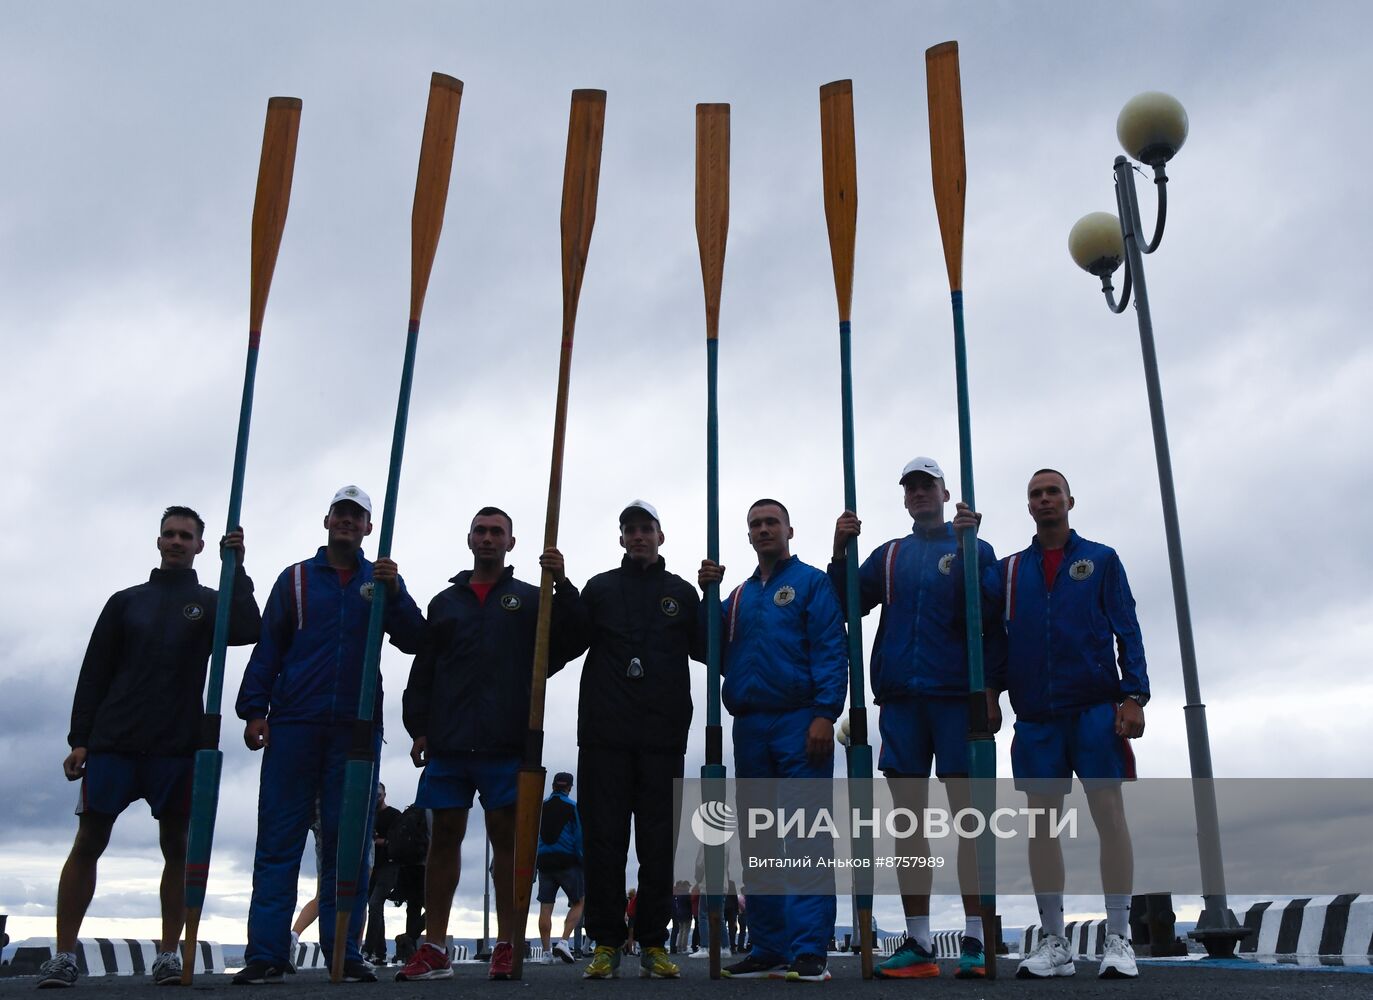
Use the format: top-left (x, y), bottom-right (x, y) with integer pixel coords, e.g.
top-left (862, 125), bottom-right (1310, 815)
top-left (673, 778), bottom-right (1373, 895)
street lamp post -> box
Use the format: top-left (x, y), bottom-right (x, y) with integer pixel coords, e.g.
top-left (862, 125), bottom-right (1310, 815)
top-left (1068, 92), bottom-right (1251, 958)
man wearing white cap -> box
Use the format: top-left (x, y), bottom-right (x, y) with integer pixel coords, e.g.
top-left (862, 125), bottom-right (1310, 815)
top-left (234, 486), bottom-right (426, 984)
top-left (830, 457), bottom-right (1000, 979)
top-left (558, 500), bottom-right (704, 980)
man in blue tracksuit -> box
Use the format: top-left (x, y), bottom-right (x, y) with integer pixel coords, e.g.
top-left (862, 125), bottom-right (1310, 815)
top-left (974, 469), bottom-right (1149, 981)
top-left (234, 486), bottom-right (426, 984)
top-left (829, 456), bottom-right (1000, 979)
top-left (698, 499), bottom-right (847, 983)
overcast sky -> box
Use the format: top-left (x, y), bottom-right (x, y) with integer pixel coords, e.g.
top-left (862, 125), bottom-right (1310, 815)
top-left (2, 1), bottom-right (1370, 950)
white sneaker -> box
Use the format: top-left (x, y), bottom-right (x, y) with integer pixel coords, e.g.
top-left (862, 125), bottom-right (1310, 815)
top-left (1016, 933), bottom-right (1075, 978)
top-left (540, 952), bottom-right (555, 965)
top-left (553, 940), bottom-right (575, 964)
top-left (1098, 933), bottom-right (1138, 979)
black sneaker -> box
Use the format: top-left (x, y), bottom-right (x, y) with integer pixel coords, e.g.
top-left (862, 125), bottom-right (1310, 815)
top-left (342, 959), bottom-right (378, 983)
top-left (232, 960), bottom-right (287, 985)
top-left (785, 954), bottom-right (831, 983)
top-left (722, 953), bottom-right (788, 979)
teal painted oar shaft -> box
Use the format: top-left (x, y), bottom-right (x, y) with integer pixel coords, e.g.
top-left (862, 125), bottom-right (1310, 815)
top-left (205, 341), bottom-right (259, 717)
top-left (335, 318), bottom-right (422, 942)
top-left (705, 338), bottom-right (721, 731)
top-left (185, 339), bottom-right (259, 913)
top-left (950, 290), bottom-right (996, 913)
top-left (837, 320), bottom-right (867, 731)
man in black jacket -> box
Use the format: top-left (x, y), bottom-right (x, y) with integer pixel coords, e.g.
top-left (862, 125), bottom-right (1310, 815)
top-left (563, 500), bottom-right (704, 980)
top-left (396, 507), bottom-right (578, 983)
top-left (40, 506), bottom-right (260, 989)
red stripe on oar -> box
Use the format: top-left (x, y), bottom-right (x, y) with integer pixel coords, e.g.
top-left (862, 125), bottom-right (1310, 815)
top-left (249, 330), bottom-right (261, 348)
top-left (407, 319), bottom-right (420, 334)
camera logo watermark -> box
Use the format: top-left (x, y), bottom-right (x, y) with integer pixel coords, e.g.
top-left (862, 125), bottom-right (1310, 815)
top-left (691, 800), bottom-right (737, 846)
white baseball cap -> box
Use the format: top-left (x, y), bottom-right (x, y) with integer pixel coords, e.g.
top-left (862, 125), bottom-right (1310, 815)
top-left (899, 457), bottom-right (946, 484)
top-left (619, 499), bottom-right (660, 525)
top-left (329, 485), bottom-right (373, 515)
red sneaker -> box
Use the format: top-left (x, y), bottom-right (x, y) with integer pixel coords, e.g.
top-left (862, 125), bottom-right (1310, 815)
top-left (395, 942), bottom-right (452, 981)
top-left (488, 941), bottom-right (514, 980)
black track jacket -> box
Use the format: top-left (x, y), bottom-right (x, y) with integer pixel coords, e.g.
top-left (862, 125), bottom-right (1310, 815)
top-left (403, 566), bottom-right (580, 756)
top-left (565, 556), bottom-right (704, 754)
top-left (69, 565), bottom-right (261, 756)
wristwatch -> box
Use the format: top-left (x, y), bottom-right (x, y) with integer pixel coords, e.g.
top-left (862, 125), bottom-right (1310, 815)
top-left (1124, 692), bottom-right (1149, 707)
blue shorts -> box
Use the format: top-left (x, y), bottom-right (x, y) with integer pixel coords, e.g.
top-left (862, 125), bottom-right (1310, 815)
top-left (415, 753), bottom-right (520, 811)
top-left (878, 696), bottom-right (968, 778)
top-left (77, 752), bottom-right (193, 820)
top-left (536, 865), bottom-right (585, 905)
top-left (1010, 702), bottom-right (1137, 794)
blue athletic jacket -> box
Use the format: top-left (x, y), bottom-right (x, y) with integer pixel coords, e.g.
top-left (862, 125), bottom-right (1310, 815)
top-left (235, 547), bottom-right (426, 725)
top-left (720, 556), bottom-right (848, 721)
top-left (981, 531), bottom-right (1149, 721)
top-left (828, 521), bottom-right (999, 701)
top-left (536, 789), bottom-right (583, 871)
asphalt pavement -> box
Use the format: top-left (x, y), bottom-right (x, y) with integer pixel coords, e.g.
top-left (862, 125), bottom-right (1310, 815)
top-left (3, 956), bottom-right (1370, 1000)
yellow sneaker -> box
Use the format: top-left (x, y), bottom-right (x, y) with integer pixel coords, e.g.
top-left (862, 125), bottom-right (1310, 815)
top-left (583, 945), bottom-right (622, 980)
top-left (639, 947), bottom-right (680, 979)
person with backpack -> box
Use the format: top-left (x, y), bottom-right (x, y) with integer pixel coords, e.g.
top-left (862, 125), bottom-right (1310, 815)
top-left (536, 772), bottom-right (584, 964)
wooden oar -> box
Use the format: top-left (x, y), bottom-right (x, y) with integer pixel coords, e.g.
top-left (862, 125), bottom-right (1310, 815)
top-left (926, 40), bottom-right (998, 978)
top-left (181, 95), bottom-right (301, 985)
top-left (819, 78), bottom-right (874, 980)
top-left (330, 72), bottom-right (463, 982)
top-left (695, 101), bottom-right (729, 980)
top-left (510, 89), bottom-right (606, 980)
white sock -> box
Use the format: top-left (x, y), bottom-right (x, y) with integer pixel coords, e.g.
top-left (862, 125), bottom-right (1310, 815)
top-left (1036, 893), bottom-right (1065, 937)
top-left (60, 952), bottom-right (79, 962)
top-left (1105, 894), bottom-right (1131, 938)
top-left (963, 916), bottom-right (983, 946)
top-left (904, 916), bottom-right (932, 950)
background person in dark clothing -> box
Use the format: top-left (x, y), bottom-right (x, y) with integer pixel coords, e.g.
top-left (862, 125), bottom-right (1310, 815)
top-left (39, 507), bottom-right (259, 989)
top-left (560, 500), bottom-right (705, 980)
top-left (670, 881), bottom-right (692, 954)
top-left (363, 783), bottom-right (401, 963)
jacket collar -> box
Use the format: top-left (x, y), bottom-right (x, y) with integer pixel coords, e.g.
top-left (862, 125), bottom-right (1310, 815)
top-left (451, 565), bottom-right (516, 587)
top-left (619, 555), bottom-right (666, 575)
top-left (1029, 529), bottom-right (1080, 556)
top-left (149, 567), bottom-right (199, 585)
top-left (909, 520), bottom-right (954, 541)
top-left (310, 545), bottom-right (366, 568)
top-left (749, 553), bottom-right (796, 584)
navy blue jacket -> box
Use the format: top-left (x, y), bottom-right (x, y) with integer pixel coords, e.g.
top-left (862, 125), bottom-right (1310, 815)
top-left (720, 556), bottom-right (848, 721)
top-left (72, 564), bottom-right (260, 756)
top-left (982, 531), bottom-right (1149, 721)
top-left (402, 567), bottom-right (579, 756)
top-left (828, 521), bottom-right (999, 700)
top-left (235, 547), bottom-right (425, 725)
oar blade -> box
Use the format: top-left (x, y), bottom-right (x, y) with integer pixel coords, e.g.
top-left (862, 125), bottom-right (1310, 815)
top-left (926, 42), bottom-right (966, 293)
top-left (410, 73), bottom-right (463, 324)
top-left (695, 103), bottom-right (730, 340)
top-left (819, 80), bottom-right (857, 323)
top-left (560, 89), bottom-right (607, 329)
top-left (249, 97), bottom-right (302, 336)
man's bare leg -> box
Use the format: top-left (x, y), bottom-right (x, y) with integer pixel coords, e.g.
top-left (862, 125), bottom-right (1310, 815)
top-left (55, 813), bottom-right (115, 953)
top-left (486, 806), bottom-right (516, 942)
top-left (1025, 792), bottom-right (1066, 937)
top-left (157, 813), bottom-right (189, 953)
top-left (423, 808), bottom-right (469, 944)
top-left (563, 898), bottom-right (584, 941)
top-left (538, 902), bottom-right (554, 951)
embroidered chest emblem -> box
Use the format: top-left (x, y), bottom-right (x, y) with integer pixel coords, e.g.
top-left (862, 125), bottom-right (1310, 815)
top-left (183, 603), bottom-right (204, 622)
top-left (360, 582), bottom-right (376, 602)
top-left (1069, 559), bottom-right (1095, 581)
top-left (773, 585), bottom-right (796, 607)
top-left (938, 553), bottom-right (955, 576)
top-left (661, 597), bottom-right (680, 617)
top-left (501, 594), bottom-right (522, 611)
